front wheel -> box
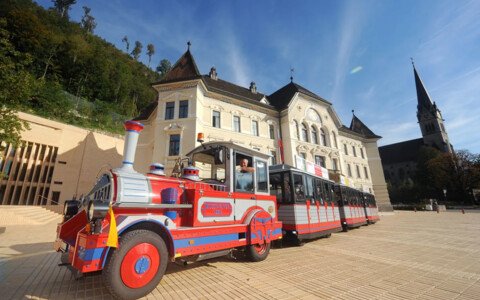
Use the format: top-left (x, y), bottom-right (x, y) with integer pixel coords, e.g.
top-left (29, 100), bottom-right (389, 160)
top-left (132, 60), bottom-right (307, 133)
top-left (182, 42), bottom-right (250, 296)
top-left (246, 242), bottom-right (271, 262)
top-left (103, 230), bottom-right (168, 300)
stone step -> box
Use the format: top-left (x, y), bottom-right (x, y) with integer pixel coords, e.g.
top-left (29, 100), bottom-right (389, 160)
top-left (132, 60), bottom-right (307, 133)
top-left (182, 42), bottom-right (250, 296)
top-left (0, 205), bottom-right (62, 226)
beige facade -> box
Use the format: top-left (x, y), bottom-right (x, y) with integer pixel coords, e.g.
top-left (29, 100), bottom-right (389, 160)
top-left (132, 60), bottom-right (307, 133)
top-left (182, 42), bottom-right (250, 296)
top-left (0, 112), bottom-right (124, 205)
top-left (133, 49), bottom-right (391, 210)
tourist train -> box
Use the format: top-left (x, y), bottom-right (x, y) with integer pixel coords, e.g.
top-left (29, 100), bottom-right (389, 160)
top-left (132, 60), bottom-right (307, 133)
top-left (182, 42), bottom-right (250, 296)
top-left (54, 120), bottom-right (379, 299)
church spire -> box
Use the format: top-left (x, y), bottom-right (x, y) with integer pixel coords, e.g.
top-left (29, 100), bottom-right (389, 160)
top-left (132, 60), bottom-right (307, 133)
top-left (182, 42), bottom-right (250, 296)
top-left (413, 62), bottom-right (434, 110)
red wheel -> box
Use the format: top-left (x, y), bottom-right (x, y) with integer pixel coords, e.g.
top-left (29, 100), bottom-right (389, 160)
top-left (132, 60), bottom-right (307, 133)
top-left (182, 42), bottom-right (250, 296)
top-left (253, 243), bottom-right (268, 255)
top-left (246, 242), bottom-right (271, 261)
top-left (120, 243), bottom-right (160, 288)
top-left (103, 230), bottom-right (168, 300)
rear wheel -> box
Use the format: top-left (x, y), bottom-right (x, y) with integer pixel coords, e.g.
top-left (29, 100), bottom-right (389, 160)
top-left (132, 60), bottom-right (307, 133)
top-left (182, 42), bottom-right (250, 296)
top-left (246, 242), bottom-right (271, 262)
top-left (103, 230), bottom-right (168, 300)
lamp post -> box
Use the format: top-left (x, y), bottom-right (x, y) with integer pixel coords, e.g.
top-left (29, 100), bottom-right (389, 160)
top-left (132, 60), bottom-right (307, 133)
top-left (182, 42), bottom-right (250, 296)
top-left (442, 188), bottom-right (447, 203)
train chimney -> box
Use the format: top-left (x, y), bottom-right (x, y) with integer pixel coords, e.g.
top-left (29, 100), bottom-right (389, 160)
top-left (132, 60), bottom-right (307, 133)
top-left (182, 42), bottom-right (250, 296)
top-left (119, 120), bottom-right (144, 172)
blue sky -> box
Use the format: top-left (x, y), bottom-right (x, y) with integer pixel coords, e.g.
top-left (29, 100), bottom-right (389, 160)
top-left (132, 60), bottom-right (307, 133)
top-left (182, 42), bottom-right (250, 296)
top-left (36, 0), bottom-right (480, 153)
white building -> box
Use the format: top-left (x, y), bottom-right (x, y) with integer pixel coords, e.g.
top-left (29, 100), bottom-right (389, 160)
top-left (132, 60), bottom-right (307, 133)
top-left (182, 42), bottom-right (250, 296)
top-left (133, 46), bottom-right (392, 211)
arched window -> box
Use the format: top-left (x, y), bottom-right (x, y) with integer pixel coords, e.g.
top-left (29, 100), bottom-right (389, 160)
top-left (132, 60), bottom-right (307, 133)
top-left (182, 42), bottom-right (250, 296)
top-left (311, 126), bottom-right (318, 144)
top-left (293, 120), bottom-right (299, 139)
top-left (320, 129), bottom-right (327, 146)
top-left (331, 131), bottom-right (338, 148)
top-left (301, 123), bottom-right (308, 142)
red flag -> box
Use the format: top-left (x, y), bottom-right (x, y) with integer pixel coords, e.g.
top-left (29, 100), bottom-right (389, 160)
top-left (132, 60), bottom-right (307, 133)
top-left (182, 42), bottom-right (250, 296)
top-left (278, 128), bottom-right (285, 164)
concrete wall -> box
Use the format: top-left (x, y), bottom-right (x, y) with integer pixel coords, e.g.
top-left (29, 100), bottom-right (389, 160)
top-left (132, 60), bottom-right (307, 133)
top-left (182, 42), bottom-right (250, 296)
top-left (0, 112), bottom-right (124, 206)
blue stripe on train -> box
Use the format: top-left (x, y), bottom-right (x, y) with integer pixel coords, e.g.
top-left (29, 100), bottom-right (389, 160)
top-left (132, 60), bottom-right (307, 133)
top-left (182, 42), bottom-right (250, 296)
top-left (77, 247), bottom-right (105, 261)
top-left (174, 233), bottom-right (239, 249)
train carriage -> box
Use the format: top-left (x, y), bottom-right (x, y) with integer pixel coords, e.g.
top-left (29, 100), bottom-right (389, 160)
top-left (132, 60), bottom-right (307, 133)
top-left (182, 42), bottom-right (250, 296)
top-left (363, 192), bottom-right (380, 224)
top-left (269, 164), bottom-right (343, 244)
top-left (335, 184), bottom-right (368, 231)
top-left (54, 122), bottom-right (282, 300)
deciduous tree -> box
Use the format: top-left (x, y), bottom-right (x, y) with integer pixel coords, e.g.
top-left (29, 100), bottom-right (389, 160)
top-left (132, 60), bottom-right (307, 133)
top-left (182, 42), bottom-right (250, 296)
top-left (52, 0), bottom-right (76, 19)
top-left (81, 6), bottom-right (97, 33)
top-left (131, 41), bottom-right (142, 61)
top-left (156, 59), bottom-right (171, 76)
top-left (147, 43), bottom-right (154, 68)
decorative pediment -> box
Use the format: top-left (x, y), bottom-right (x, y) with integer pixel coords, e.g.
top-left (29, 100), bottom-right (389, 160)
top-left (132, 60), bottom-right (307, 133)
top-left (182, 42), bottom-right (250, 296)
top-left (209, 104), bottom-right (224, 111)
top-left (249, 115), bottom-right (260, 121)
top-left (231, 110), bottom-right (244, 116)
top-left (266, 119), bottom-right (277, 125)
top-left (163, 123), bottom-right (184, 132)
top-left (296, 144), bottom-right (309, 152)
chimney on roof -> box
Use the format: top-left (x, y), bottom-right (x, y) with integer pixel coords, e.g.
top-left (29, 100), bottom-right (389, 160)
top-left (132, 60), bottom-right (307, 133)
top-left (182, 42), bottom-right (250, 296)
top-left (250, 81), bottom-right (257, 94)
top-left (209, 66), bottom-right (218, 80)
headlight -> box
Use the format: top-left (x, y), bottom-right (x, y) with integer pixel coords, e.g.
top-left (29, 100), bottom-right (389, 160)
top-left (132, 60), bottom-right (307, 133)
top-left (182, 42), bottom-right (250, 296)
top-left (87, 200), bottom-right (110, 221)
top-left (63, 200), bottom-right (79, 218)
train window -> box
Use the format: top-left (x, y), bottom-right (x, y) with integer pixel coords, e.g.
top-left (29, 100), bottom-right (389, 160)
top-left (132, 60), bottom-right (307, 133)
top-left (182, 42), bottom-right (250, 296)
top-left (235, 154), bottom-right (254, 193)
top-left (306, 176), bottom-right (314, 203)
top-left (269, 172), bottom-right (292, 203)
top-left (323, 182), bottom-right (331, 204)
top-left (284, 174), bottom-right (292, 203)
top-left (269, 173), bottom-right (283, 202)
top-left (293, 173), bottom-right (305, 203)
top-left (255, 159), bottom-right (268, 193)
top-left (314, 179), bottom-right (324, 204)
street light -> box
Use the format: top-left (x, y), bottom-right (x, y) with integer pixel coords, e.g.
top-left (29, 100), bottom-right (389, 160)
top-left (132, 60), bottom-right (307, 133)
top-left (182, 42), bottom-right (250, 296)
top-left (443, 188), bottom-right (447, 202)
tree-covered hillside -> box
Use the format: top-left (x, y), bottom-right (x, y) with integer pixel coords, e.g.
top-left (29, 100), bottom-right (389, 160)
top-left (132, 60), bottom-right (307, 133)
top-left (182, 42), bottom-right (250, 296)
top-left (0, 0), bottom-right (169, 136)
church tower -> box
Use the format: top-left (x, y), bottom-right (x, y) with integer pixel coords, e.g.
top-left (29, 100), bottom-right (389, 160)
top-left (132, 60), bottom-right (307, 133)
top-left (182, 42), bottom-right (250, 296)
top-left (414, 63), bottom-right (453, 153)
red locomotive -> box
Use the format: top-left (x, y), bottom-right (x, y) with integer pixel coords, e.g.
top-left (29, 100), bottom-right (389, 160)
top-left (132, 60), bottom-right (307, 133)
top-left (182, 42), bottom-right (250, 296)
top-left (54, 121), bottom-right (282, 299)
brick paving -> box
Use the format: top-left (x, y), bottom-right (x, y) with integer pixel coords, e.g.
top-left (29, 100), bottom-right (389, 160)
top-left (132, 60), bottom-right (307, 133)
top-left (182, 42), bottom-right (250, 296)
top-left (1, 209), bottom-right (480, 299)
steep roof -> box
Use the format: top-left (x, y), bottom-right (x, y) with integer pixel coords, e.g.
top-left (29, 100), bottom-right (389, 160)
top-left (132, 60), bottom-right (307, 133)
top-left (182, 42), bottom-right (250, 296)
top-left (158, 48), bottom-right (201, 83)
top-left (378, 138), bottom-right (424, 164)
top-left (349, 114), bottom-right (381, 139)
top-left (201, 75), bottom-right (268, 104)
top-left (413, 64), bottom-right (434, 110)
top-left (267, 81), bottom-right (331, 110)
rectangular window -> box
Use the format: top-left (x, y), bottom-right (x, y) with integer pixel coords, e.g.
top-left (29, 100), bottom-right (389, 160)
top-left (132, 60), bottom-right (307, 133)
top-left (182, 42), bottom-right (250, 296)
top-left (169, 134), bottom-right (180, 156)
top-left (364, 167), bottom-right (369, 179)
top-left (293, 173), bottom-right (305, 202)
top-left (344, 144), bottom-right (348, 155)
top-left (332, 158), bottom-right (338, 171)
top-left (212, 111), bottom-right (220, 128)
top-left (270, 151), bottom-right (276, 165)
top-left (352, 146), bottom-right (356, 157)
top-left (165, 102), bottom-right (175, 120)
top-left (299, 153), bottom-right (306, 159)
top-left (179, 100), bottom-right (188, 118)
top-left (269, 125), bottom-right (275, 139)
top-left (252, 121), bottom-right (259, 136)
top-left (233, 116), bottom-right (240, 132)
top-left (52, 192), bottom-right (61, 205)
top-left (255, 160), bottom-right (268, 193)
top-left (356, 165), bottom-right (361, 178)
top-left (347, 164), bottom-right (352, 177)
top-left (315, 155), bottom-right (326, 168)
top-left (360, 148), bottom-right (365, 159)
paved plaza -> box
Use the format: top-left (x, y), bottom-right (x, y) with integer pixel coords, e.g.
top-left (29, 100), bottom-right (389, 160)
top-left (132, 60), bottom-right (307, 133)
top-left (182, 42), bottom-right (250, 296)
top-left (1, 208), bottom-right (479, 299)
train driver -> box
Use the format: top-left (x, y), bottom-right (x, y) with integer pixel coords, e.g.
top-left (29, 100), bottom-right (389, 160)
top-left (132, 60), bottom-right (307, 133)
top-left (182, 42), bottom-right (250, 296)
top-left (236, 157), bottom-right (254, 192)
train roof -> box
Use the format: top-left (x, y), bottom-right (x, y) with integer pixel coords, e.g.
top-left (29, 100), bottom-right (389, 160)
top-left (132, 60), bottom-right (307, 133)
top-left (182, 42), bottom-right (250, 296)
top-left (186, 141), bottom-right (272, 160)
top-left (269, 164), bottom-right (335, 183)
